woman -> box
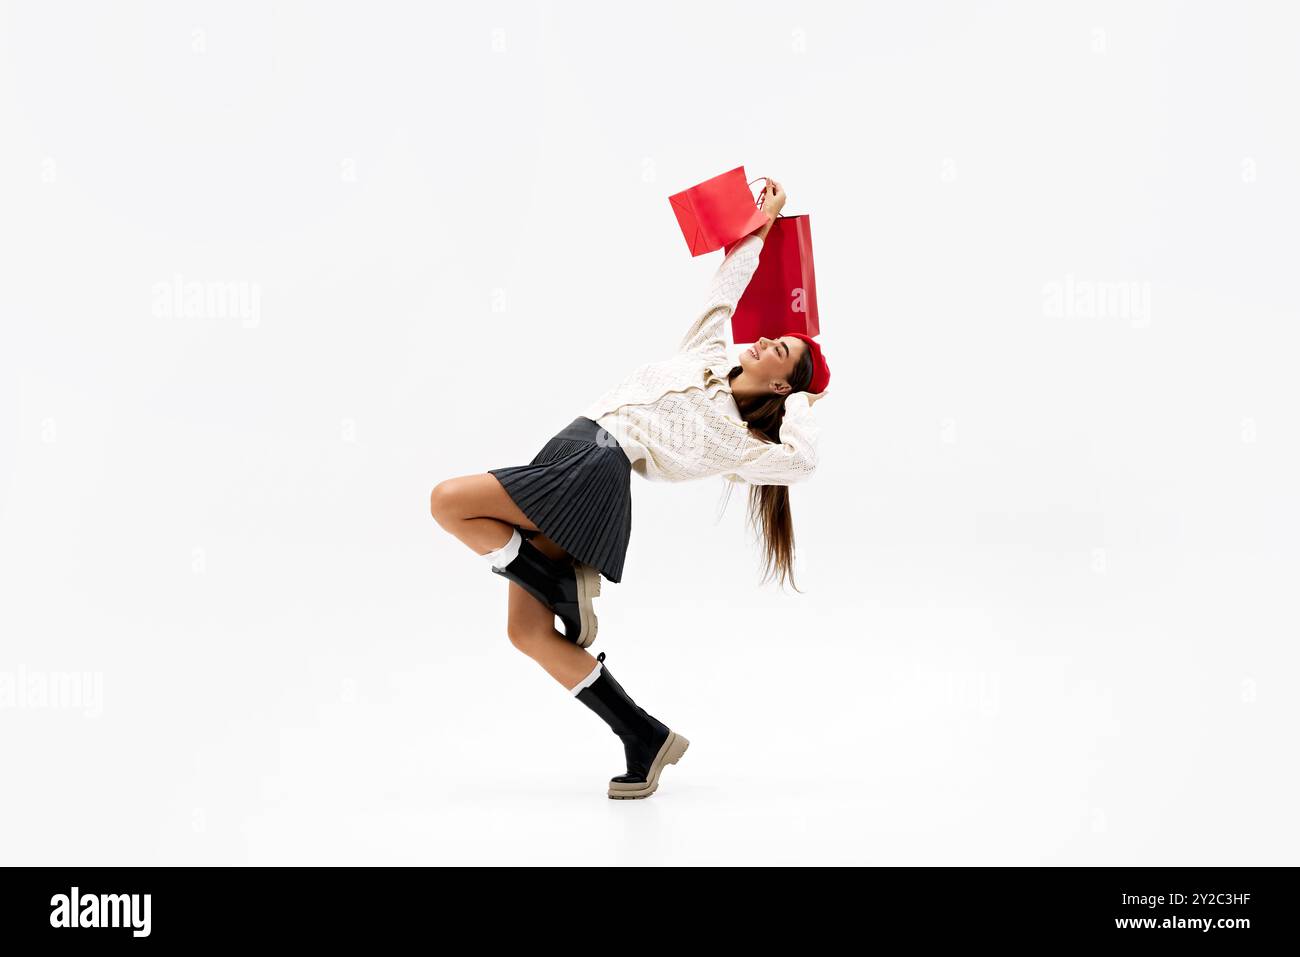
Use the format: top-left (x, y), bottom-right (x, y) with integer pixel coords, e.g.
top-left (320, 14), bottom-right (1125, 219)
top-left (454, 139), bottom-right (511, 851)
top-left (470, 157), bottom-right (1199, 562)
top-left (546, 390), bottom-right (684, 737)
top-left (430, 179), bottom-right (831, 799)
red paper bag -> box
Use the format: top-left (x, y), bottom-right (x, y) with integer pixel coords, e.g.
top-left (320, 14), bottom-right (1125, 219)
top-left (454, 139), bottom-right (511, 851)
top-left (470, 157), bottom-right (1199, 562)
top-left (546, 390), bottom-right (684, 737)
top-left (731, 213), bottom-right (820, 342)
top-left (668, 166), bottom-right (771, 257)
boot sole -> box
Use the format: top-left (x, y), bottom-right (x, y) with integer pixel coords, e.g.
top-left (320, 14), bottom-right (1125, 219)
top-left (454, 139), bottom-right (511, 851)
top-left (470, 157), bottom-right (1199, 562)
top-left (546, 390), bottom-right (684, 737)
top-left (607, 731), bottom-right (689, 800)
top-left (573, 563), bottom-right (602, 648)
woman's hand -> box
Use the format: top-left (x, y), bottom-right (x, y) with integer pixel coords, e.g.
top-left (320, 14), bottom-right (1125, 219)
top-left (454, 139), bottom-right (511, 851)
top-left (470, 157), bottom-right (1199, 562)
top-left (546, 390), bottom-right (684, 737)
top-left (760, 178), bottom-right (786, 219)
top-left (805, 389), bottom-right (826, 407)
top-left (746, 178), bottom-right (787, 244)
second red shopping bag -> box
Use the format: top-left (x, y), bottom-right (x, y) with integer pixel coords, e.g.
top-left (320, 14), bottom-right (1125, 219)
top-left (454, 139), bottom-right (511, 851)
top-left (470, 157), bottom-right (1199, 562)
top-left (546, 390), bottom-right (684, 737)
top-left (731, 212), bottom-right (820, 343)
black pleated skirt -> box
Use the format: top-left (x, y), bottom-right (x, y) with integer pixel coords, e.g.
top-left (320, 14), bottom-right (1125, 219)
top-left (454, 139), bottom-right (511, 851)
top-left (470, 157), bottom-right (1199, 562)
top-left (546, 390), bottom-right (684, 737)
top-left (488, 416), bottom-right (632, 583)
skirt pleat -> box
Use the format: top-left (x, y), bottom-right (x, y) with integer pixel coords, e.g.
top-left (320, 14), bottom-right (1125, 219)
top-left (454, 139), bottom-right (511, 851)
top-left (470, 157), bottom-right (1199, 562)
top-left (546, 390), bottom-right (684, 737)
top-left (488, 417), bottom-right (632, 583)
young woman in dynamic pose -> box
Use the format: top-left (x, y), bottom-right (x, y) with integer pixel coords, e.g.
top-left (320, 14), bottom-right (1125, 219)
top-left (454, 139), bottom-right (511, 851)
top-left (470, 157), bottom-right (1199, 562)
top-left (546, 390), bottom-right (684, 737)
top-left (430, 179), bottom-right (831, 799)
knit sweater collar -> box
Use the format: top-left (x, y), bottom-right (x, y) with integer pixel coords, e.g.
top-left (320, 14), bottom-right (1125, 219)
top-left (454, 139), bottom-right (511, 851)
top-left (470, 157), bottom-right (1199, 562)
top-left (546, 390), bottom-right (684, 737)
top-left (703, 356), bottom-right (750, 429)
top-left (705, 356), bottom-right (737, 392)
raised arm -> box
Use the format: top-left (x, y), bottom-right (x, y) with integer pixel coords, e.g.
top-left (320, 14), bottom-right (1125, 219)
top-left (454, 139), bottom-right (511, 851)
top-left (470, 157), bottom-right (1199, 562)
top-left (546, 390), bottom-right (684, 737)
top-left (677, 179), bottom-right (785, 356)
top-left (676, 232), bottom-right (765, 355)
top-left (723, 390), bottom-right (821, 486)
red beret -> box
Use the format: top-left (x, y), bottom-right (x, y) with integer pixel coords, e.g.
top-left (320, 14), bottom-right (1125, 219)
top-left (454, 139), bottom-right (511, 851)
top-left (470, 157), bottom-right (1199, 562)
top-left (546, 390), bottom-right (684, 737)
top-left (783, 333), bottom-right (831, 395)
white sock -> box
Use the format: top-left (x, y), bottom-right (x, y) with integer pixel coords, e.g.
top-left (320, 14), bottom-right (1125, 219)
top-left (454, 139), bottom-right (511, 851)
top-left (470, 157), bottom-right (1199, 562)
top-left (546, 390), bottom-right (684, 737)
top-left (483, 528), bottom-right (523, 569)
top-left (569, 660), bottom-right (603, 695)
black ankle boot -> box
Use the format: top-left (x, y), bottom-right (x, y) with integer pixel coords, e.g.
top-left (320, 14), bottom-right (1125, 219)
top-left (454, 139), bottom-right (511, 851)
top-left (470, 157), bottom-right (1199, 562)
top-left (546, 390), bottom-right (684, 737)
top-left (574, 652), bottom-right (690, 800)
top-left (490, 535), bottom-right (601, 647)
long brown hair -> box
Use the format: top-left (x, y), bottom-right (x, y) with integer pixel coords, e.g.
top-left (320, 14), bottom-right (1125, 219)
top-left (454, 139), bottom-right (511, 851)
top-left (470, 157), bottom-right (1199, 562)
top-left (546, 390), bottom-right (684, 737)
top-left (718, 346), bottom-right (816, 592)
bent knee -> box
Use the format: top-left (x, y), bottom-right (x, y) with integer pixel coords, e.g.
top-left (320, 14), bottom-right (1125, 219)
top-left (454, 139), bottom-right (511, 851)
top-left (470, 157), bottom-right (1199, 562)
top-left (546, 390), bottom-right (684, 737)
top-left (506, 621), bottom-right (552, 653)
top-left (429, 480), bottom-right (457, 522)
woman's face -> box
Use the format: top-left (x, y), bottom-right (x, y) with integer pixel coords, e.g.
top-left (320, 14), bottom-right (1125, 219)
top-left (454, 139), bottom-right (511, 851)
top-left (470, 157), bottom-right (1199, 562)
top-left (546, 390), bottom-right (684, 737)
top-left (739, 336), bottom-right (806, 394)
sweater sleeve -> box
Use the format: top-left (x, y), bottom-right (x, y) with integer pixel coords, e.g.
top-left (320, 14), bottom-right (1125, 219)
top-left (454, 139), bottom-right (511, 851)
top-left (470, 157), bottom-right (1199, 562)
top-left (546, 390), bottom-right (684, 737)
top-left (721, 391), bottom-right (821, 486)
top-left (677, 233), bottom-right (764, 356)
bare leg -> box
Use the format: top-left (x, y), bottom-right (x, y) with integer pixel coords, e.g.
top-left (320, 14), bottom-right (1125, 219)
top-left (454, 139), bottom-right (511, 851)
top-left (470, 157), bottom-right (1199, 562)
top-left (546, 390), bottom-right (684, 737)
top-left (430, 472), bottom-right (598, 689)
top-left (505, 579), bottom-right (602, 689)
top-left (429, 473), bottom-right (542, 555)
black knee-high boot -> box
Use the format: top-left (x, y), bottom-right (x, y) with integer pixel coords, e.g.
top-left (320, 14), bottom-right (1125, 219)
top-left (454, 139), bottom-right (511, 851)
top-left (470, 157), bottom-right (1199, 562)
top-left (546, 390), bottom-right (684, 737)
top-left (490, 534), bottom-right (601, 647)
top-left (572, 651), bottom-right (690, 800)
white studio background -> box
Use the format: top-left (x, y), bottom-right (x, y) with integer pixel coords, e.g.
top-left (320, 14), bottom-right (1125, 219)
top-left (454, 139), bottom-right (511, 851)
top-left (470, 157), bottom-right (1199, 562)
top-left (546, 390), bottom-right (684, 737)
top-left (1, 1), bottom-right (1296, 866)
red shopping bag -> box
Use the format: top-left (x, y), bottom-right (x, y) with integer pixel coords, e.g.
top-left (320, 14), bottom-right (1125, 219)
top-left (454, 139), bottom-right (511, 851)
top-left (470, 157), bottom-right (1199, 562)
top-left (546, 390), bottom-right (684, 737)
top-left (669, 166), bottom-right (772, 257)
top-left (730, 212), bottom-right (820, 342)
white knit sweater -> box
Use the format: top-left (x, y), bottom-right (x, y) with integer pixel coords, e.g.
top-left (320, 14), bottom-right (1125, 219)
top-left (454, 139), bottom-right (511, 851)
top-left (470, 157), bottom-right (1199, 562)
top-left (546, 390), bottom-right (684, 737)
top-left (579, 233), bottom-right (821, 486)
